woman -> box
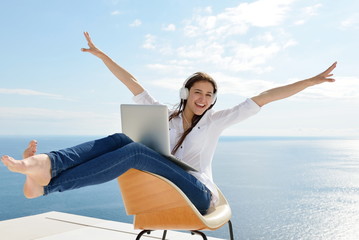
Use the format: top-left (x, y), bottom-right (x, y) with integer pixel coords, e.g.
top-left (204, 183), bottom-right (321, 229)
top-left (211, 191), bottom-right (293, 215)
top-left (1, 32), bottom-right (337, 215)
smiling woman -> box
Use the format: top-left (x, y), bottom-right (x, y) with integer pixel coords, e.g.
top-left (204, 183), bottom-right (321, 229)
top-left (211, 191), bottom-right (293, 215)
top-left (169, 72), bottom-right (218, 154)
top-left (1, 32), bottom-right (337, 224)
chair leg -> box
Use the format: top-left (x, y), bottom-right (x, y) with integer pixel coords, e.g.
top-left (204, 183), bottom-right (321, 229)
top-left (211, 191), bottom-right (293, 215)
top-left (136, 226), bottom-right (231, 240)
top-left (135, 230), bottom-right (152, 240)
top-left (191, 230), bottom-right (208, 240)
top-left (135, 230), bottom-right (168, 240)
top-left (228, 220), bottom-right (234, 240)
top-left (162, 230), bottom-right (167, 240)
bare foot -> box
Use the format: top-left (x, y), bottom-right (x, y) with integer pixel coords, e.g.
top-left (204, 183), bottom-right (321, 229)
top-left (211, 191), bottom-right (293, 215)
top-left (20, 140), bottom-right (44, 198)
top-left (23, 176), bottom-right (44, 199)
top-left (1, 141), bottom-right (49, 198)
top-left (22, 140), bottom-right (38, 158)
top-left (1, 154), bottom-right (51, 186)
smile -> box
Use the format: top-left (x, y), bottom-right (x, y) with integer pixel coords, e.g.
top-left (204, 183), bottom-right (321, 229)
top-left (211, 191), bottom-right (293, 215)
top-left (195, 103), bottom-right (206, 108)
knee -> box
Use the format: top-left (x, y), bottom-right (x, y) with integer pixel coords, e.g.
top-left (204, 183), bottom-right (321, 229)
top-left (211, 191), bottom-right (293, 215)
top-left (125, 142), bottom-right (145, 152)
top-left (109, 133), bottom-right (133, 146)
top-left (122, 142), bottom-right (153, 158)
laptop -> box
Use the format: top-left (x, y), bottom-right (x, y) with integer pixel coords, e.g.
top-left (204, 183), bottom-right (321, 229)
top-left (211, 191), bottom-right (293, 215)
top-left (120, 104), bottom-right (197, 172)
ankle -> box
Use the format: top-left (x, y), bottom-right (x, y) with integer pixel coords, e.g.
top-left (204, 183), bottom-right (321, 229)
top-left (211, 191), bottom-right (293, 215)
top-left (24, 179), bottom-right (44, 199)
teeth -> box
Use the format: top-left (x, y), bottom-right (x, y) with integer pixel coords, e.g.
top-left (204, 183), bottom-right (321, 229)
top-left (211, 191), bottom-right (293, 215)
top-left (196, 103), bottom-right (205, 107)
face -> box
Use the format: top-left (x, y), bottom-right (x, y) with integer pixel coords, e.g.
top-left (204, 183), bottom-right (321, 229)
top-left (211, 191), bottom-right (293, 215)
top-left (184, 81), bottom-right (215, 117)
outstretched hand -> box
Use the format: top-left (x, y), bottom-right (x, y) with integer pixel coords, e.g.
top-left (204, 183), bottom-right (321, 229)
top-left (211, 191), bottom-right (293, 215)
top-left (310, 62), bottom-right (337, 85)
top-left (251, 61), bottom-right (338, 107)
top-left (81, 32), bottom-right (104, 58)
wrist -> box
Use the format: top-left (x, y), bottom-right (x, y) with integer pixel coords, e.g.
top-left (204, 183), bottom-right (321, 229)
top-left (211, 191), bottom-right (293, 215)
top-left (97, 51), bottom-right (109, 60)
top-left (305, 77), bottom-right (317, 87)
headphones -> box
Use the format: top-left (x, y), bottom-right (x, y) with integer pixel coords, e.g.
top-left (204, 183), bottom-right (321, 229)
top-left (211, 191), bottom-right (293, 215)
top-left (179, 73), bottom-right (217, 104)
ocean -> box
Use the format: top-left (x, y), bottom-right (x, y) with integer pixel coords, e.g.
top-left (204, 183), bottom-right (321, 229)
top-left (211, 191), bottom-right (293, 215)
top-left (0, 136), bottom-right (358, 240)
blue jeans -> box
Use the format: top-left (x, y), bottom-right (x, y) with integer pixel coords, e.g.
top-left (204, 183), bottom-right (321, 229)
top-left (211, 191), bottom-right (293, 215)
top-left (44, 133), bottom-right (211, 214)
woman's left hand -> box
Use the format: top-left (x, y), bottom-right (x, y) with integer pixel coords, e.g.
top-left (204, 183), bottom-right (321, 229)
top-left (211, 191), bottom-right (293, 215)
top-left (309, 61), bottom-right (337, 86)
top-left (251, 61), bottom-right (338, 107)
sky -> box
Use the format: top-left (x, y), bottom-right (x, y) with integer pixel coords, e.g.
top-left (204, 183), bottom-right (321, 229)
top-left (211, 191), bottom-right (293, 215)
top-left (0, 0), bottom-right (358, 137)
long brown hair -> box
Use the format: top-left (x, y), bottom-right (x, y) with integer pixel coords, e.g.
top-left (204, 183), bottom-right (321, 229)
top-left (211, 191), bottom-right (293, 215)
top-left (169, 72), bottom-right (218, 154)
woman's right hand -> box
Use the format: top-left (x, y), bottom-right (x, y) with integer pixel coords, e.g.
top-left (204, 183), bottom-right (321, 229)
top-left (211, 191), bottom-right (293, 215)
top-left (81, 32), bottom-right (105, 58)
top-left (80, 32), bottom-right (144, 95)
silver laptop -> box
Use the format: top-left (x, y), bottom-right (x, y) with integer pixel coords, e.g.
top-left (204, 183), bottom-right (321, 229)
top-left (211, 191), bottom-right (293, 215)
top-left (120, 104), bottom-right (197, 172)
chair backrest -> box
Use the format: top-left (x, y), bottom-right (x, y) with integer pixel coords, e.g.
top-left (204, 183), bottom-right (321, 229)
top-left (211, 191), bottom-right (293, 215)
top-left (117, 168), bottom-right (232, 230)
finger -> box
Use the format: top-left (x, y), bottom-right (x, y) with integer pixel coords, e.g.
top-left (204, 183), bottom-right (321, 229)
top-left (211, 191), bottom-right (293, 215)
top-left (83, 32), bottom-right (92, 43)
top-left (321, 62), bottom-right (337, 76)
top-left (86, 37), bottom-right (96, 48)
top-left (83, 32), bottom-right (90, 43)
top-left (327, 62), bottom-right (337, 72)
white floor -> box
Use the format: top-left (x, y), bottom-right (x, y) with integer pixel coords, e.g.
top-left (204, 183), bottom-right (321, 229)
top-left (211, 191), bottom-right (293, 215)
top-left (0, 211), bottom-right (224, 240)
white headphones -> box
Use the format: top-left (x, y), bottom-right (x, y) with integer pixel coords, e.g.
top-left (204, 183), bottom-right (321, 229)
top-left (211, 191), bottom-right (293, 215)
top-left (179, 73), bottom-right (217, 104)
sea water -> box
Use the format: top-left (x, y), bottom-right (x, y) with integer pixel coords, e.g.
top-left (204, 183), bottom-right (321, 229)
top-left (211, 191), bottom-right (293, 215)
top-left (0, 136), bottom-right (358, 240)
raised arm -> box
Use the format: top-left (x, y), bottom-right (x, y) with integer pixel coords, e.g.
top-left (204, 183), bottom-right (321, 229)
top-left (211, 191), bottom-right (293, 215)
top-left (81, 32), bottom-right (144, 96)
top-left (251, 62), bottom-right (337, 107)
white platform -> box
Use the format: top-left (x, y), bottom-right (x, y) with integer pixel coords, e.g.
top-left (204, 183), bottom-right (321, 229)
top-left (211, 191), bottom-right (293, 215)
top-left (0, 211), bottom-right (224, 240)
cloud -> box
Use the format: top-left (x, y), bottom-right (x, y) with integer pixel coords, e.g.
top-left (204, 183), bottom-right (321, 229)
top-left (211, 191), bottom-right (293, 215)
top-left (223, 43), bottom-right (281, 72)
top-left (294, 19), bottom-right (306, 25)
top-left (341, 14), bottom-right (359, 29)
top-left (142, 34), bottom-right (156, 49)
top-left (184, 0), bottom-right (295, 38)
top-left (142, 0), bottom-right (297, 74)
top-left (294, 3), bottom-right (322, 25)
top-left (162, 24), bottom-right (176, 31)
top-left (111, 10), bottom-right (121, 15)
top-left (151, 77), bottom-right (185, 91)
top-left (256, 32), bottom-right (275, 42)
top-left (129, 19), bottom-right (142, 27)
top-left (295, 76), bottom-right (359, 100)
top-left (174, 40), bottom-right (283, 73)
top-left (0, 88), bottom-right (69, 100)
top-left (283, 39), bottom-right (298, 48)
top-left (222, 0), bottom-right (294, 27)
top-left (146, 63), bottom-right (188, 74)
top-left (303, 4), bottom-right (322, 16)
top-left (213, 72), bottom-right (277, 96)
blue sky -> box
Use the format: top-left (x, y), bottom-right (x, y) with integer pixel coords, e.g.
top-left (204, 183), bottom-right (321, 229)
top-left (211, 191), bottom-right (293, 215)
top-left (1, 0), bottom-right (358, 136)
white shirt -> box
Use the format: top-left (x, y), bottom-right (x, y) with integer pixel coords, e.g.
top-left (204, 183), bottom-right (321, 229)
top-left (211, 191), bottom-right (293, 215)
top-left (133, 90), bottom-right (261, 205)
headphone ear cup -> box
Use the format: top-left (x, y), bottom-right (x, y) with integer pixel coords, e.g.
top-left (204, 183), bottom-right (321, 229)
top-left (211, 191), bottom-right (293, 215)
top-left (179, 87), bottom-right (189, 100)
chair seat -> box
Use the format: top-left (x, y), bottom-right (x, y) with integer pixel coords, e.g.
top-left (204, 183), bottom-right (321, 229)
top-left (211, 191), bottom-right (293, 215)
top-left (117, 169), bottom-right (232, 230)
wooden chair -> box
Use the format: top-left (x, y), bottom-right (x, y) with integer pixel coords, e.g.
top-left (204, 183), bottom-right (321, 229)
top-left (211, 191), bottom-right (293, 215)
top-left (117, 168), bottom-right (234, 240)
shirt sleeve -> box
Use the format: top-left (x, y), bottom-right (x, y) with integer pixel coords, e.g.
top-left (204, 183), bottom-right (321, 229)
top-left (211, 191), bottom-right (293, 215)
top-left (209, 98), bottom-right (261, 131)
top-left (132, 90), bottom-right (161, 105)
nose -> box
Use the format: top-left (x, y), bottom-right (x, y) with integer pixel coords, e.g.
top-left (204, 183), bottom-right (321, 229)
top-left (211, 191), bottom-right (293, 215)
top-left (198, 94), bottom-right (206, 102)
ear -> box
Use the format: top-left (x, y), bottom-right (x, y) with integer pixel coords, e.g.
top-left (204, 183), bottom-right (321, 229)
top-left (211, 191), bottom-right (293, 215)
top-left (179, 87), bottom-right (189, 100)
